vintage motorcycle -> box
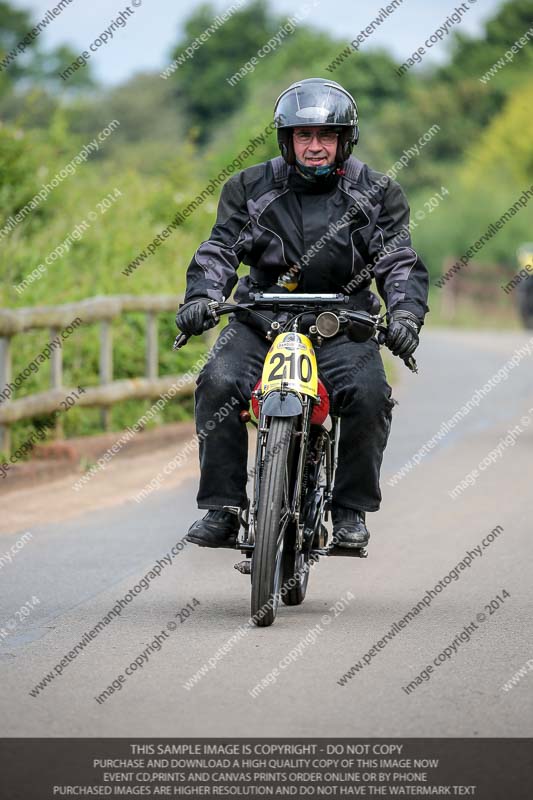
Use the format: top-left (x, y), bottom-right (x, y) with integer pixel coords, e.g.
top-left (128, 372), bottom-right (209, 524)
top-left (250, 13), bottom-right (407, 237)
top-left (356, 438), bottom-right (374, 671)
top-left (174, 293), bottom-right (416, 627)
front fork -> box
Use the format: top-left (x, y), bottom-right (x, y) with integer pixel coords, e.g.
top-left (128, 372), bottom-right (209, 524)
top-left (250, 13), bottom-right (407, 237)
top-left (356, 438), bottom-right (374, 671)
top-left (235, 397), bottom-right (340, 555)
top-left (323, 415), bottom-right (340, 522)
top-left (241, 392), bottom-right (311, 552)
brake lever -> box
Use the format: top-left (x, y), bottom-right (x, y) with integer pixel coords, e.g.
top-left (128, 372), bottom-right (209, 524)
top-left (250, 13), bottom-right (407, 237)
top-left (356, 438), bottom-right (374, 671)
top-left (172, 300), bottom-right (223, 351)
top-left (377, 327), bottom-right (418, 374)
top-left (173, 332), bottom-right (190, 350)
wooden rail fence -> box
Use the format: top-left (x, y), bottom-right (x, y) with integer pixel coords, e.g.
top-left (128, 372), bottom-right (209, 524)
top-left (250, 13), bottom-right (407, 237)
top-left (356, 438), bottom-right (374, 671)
top-left (0, 294), bottom-right (211, 457)
top-left (439, 259), bottom-right (514, 319)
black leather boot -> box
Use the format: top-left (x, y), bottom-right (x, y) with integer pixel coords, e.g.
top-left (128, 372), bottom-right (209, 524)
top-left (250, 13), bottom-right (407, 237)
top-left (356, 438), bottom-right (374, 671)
top-left (186, 509), bottom-right (240, 548)
top-left (332, 506), bottom-right (370, 549)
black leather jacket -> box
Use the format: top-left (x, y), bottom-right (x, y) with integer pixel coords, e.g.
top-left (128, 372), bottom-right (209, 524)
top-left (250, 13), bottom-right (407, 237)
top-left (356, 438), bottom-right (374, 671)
top-left (183, 155), bottom-right (429, 324)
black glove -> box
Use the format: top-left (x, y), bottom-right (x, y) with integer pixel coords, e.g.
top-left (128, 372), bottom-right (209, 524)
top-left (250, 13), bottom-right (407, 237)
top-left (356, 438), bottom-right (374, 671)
top-left (386, 310), bottom-right (421, 358)
top-left (175, 298), bottom-right (218, 336)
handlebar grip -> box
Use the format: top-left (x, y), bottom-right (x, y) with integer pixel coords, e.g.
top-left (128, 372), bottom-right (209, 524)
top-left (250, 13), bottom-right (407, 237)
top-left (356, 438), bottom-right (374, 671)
top-left (173, 331), bottom-right (190, 351)
top-left (376, 328), bottom-right (418, 373)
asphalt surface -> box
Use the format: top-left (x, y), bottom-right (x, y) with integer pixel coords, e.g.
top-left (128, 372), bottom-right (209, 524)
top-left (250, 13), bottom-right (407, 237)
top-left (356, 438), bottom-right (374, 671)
top-left (1, 328), bottom-right (533, 736)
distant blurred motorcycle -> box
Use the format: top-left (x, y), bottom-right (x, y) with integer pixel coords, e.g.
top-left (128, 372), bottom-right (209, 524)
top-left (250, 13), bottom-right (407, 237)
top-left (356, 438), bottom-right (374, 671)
top-left (516, 243), bottom-right (533, 329)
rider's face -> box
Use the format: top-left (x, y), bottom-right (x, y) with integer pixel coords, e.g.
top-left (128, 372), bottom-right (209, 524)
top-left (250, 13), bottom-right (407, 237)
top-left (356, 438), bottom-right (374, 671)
top-left (292, 126), bottom-right (338, 168)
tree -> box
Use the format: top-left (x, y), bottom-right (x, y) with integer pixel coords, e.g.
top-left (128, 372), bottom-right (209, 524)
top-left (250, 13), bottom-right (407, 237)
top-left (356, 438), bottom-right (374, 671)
top-left (167, 0), bottom-right (279, 139)
top-left (0, 0), bottom-right (93, 102)
top-left (0, 0), bottom-right (38, 99)
top-left (65, 73), bottom-right (190, 174)
top-left (440, 0), bottom-right (533, 84)
top-left (460, 79), bottom-right (533, 189)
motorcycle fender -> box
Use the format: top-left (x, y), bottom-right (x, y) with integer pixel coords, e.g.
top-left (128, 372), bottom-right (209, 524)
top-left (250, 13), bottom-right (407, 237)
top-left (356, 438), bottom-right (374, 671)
top-left (262, 391), bottom-right (302, 417)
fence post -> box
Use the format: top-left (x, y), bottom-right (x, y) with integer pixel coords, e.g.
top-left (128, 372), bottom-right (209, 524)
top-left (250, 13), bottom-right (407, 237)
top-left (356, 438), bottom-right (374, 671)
top-left (146, 312), bottom-right (158, 379)
top-left (50, 327), bottom-right (63, 440)
top-left (0, 336), bottom-right (12, 456)
top-left (100, 320), bottom-right (113, 431)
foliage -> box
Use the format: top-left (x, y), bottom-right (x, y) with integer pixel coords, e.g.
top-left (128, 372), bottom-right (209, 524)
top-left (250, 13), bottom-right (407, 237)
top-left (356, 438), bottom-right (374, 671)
top-left (460, 80), bottom-right (533, 189)
top-left (169, 0), bottom-right (278, 140)
top-left (441, 0), bottom-right (533, 84)
top-left (0, 2), bottom-right (94, 97)
top-left (0, 1), bottom-right (39, 87)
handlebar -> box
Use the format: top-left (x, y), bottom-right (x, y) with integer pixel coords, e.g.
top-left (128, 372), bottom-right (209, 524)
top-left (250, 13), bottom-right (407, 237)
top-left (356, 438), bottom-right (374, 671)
top-left (172, 295), bottom-right (348, 351)
top-left (173, 295), bottom-right (418, 373)
top-left (376, 327), bottom-right (418, 374)
top-left (173, 331), bottom-right (190, 350)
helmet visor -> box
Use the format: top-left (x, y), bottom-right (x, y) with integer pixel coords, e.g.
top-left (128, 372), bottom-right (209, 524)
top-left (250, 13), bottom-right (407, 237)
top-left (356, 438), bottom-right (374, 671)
top-left (275, 82), bottom-right (357, 128)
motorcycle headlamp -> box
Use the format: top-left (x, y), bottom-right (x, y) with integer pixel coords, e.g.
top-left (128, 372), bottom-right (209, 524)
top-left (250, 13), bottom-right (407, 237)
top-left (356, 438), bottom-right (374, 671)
top-left (316, 311), bottom-right (341, 338)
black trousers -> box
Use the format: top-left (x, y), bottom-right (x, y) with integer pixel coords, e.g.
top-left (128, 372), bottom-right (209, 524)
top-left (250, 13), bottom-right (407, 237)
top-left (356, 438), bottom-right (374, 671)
top-left (193, 318), bottom-right (395, 513)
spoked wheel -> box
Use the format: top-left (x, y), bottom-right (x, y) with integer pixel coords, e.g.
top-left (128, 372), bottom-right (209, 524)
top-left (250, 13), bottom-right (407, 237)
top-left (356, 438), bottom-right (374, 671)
top-left (282, 428), bottom-right (327, 606)
top-left (281, 534), bottom-right (310, 606)
top-left (251, 416), bottom-right (296, 627)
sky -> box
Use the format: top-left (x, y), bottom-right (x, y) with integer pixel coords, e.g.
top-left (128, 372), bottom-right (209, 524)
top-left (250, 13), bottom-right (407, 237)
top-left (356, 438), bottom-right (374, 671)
top-left (14, 0), bottom-right (504, 86)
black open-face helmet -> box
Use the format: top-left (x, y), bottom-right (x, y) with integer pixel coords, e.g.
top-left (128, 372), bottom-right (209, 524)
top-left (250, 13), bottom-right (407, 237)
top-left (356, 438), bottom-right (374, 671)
top-left (273, 78), bottom-right (359, 166)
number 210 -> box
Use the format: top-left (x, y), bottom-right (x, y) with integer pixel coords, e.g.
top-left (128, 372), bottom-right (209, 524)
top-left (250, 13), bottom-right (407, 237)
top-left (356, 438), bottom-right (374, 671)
top-left (267, 352), bottom-right (312, 382)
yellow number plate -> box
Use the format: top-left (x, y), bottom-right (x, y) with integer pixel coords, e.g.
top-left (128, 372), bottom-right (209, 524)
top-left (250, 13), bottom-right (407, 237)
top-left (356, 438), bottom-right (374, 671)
top-left (261, 332), bottom-right (318, 398)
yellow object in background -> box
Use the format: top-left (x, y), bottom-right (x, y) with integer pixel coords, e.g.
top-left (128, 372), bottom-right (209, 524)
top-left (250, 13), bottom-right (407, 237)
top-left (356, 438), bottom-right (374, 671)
top-left (517, 244), bottom-right (533, 271)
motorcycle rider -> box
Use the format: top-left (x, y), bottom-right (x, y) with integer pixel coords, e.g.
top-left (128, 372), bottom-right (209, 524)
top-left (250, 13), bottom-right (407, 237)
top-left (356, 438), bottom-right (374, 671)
top-left (176, 78), bottom-right (429, 549)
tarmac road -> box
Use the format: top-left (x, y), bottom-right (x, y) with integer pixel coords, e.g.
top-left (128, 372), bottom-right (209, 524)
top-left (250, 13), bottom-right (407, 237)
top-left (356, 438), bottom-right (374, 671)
top-left (1, 328), bottom-right (532, 737)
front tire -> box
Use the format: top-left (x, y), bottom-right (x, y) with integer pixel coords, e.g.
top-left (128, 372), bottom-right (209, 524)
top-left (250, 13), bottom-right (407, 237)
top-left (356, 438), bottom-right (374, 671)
top-left (281, 542), bottom-right (310, 606)
top-left (251, 416), bottom-right (296, 627)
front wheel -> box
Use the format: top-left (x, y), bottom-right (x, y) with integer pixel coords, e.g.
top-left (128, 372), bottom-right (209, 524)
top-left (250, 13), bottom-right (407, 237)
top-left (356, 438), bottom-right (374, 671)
top-left (281, 542), bottom-right (310, 606)
top-left (251, 416), bottom-right (296, 627)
